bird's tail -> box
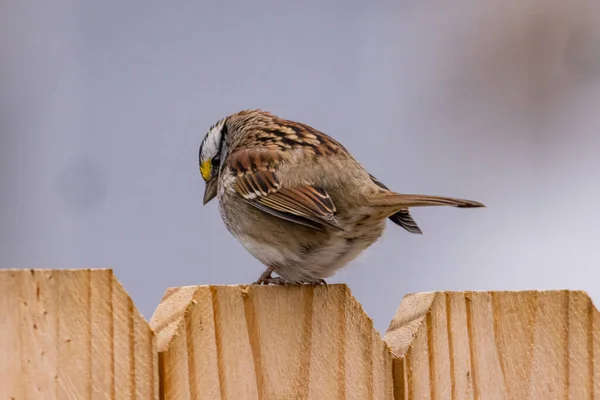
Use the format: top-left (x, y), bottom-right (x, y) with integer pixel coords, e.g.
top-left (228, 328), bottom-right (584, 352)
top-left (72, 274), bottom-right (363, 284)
top-left (369, 193), bottom-right (485, 210)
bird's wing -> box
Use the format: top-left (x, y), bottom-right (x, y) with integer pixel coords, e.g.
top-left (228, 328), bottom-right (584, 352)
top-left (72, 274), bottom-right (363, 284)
top-left (369, 174), bottom-right (423, 234)
top-left (226, 148), bottom-right (343, 231)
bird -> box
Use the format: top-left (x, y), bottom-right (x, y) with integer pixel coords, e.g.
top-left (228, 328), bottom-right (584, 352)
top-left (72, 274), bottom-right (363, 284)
top-left (199, 109), bottom-right (484, 285)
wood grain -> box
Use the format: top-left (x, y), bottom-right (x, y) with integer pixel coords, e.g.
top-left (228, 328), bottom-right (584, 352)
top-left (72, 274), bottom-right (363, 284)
top-left (0, 269), bottom-right (158, 400)
top-left (150, 284), bottom-right (394, 400)
top-left (384, 290), bottom-right (600, 400)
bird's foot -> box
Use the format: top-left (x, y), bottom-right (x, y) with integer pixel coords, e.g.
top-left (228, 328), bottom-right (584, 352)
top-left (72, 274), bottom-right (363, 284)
top-left (252, 267), bottom-right (326, 286)
top-left (254, 276), bottom-right (288, 285)
top-left (253, 267), bottom-right (288, 285)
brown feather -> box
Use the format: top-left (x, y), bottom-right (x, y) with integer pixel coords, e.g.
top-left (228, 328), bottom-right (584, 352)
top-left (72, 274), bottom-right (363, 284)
top-left (368, 174), bottom-right (423, 234)
top-left (369, 193), bottom-right (485, 209)
top-left (225, 109), bottom-right (351, 157)
top-left (257, 188), bottom-right (343, 231)
top-left (227, 148), bottom-right (343, 231)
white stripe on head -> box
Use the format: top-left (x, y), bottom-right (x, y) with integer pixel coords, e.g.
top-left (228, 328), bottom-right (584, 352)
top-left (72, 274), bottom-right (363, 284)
top-left (200, 118), bottom-right (226, 163)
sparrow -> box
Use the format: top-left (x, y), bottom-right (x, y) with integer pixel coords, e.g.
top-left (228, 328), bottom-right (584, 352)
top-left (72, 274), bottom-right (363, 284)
top-left (199, 109), bottom-right (484, 285)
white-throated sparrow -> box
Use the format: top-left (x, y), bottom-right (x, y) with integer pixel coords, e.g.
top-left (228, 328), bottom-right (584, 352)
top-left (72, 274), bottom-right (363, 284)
top-left (199, 110), bottom-right (484, 285)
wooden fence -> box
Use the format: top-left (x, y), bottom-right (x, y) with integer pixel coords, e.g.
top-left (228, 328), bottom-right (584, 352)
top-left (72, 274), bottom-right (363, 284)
top-left (0, 269), bottom-right (598, 399)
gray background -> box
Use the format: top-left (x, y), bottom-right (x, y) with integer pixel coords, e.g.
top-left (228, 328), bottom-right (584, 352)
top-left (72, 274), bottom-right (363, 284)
top-left (2, 1), bottom-right (600, 334)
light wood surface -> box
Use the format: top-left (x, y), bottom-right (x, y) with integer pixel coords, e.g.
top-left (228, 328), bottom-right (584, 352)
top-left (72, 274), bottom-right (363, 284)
top-left (150, 284), bottom-right (394, 400)
top-left (4, 269), bottom-right (598, 399)
top-left (0, 269), bottom-right (158, 400)
top-left (384, 290), bottom-right (600, 400)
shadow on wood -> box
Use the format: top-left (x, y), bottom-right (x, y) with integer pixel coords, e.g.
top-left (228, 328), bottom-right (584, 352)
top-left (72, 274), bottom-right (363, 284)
top-left (150, 284), bottom-right (393, 400)
top-left (0, 269), bottom-right (158, 400)
top-left (384, 290), bottom-right (600, 399)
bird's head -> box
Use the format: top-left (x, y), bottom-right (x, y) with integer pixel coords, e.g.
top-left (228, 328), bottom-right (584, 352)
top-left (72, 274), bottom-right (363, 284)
top-left (199, 117), bottom-right (228, 204)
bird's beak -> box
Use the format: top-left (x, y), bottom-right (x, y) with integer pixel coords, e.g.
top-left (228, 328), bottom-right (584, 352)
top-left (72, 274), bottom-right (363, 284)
top-left (203, 179), bottom-right (218, 205)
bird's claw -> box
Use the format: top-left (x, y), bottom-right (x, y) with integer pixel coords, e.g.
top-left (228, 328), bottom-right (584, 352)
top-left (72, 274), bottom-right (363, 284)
top-left (253, 276), bottom-right (288, 285)
top-left (252, 267), bottom-right (327, 286)
top-left (253, 267), bottom-right (288, 285)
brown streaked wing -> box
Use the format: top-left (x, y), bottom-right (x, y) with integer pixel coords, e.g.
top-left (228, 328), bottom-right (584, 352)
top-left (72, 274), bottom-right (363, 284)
top-left (257, 187), bottom-right (343, 231)
top-left (227, 148), bottom-right (343, 231)
top-left (229, 148), bottom-right (282, 198)
top-left (235, 170), bottom-right (280, 198)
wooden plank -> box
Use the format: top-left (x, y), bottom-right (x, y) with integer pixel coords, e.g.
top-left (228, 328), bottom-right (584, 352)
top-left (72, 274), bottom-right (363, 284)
top-left (56, 270), bottom-right (93, 399)
top-left (384, 290), bottom-right (600, 400)
top-left (0, 269), bottom-right (157, 400)
top-left (446, 293), bottom-right (474, 400)
top-left (567, 291), bottom-right (592, 400)
top-left (468, 292), bottom-right (507, 399)
top-left (150, 284), bottom-right (394, 400)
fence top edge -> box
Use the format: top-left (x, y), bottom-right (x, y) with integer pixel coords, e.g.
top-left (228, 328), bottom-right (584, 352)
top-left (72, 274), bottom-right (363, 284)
top-left (0, 268), bottom-right (113, 273)
top-left (402, 289), bottom-right (592, 297)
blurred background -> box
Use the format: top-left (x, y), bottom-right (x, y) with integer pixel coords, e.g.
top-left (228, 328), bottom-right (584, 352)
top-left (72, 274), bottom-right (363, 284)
top-left (2, 0), bottom-right (600, 333)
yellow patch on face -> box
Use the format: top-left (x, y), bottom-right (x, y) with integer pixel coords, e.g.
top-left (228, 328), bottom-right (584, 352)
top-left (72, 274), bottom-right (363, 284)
top-left (200, 160), bottom-right (212, 181)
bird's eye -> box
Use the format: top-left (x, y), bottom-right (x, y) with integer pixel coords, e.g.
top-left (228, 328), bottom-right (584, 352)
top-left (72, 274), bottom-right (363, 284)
top-left (211, 157), bottom-right (220, 167)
